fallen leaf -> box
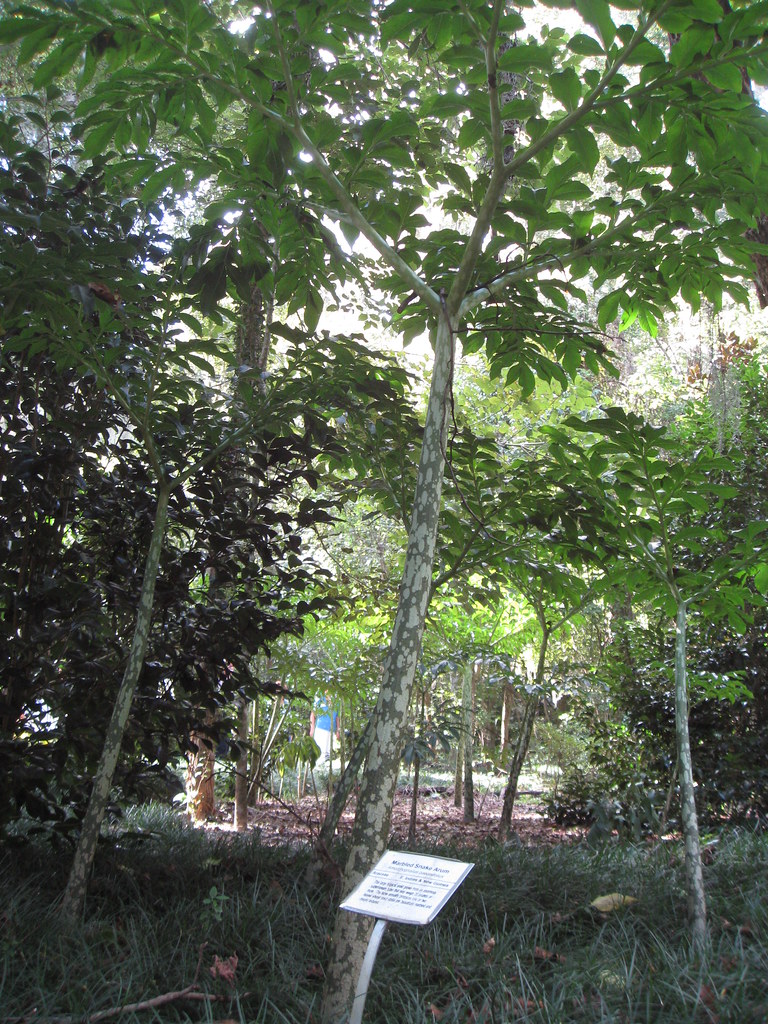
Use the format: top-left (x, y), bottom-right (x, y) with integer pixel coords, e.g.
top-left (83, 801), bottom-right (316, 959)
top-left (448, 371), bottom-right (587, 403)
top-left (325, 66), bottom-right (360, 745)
top-left (534, 945), bottom-right (565, 963)
top-left (306, 963), bottom-right (325, 981)
top-left (209, 954), bottom-right (238, 987)
top-left (512, 998), bottom-right (543, 1017)
top-left (590, 893), bottom-right (637, 913)
top-left (697, 983), bottom-right (720, 1023)
top-left (429, 1004), bottom-right (444, 1021)
top-left (483, 936), bottom-right (496, 955)
top-left (269, 879), bottom-right (284, 901)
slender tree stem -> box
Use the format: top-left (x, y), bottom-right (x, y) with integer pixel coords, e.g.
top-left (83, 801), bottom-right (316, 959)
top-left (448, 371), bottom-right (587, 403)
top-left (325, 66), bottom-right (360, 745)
top-left (321, 308), bottom-right (455, 1023)
top-left (674, 601), bottom-right (708, 950)
top-left (59, 482), bottom-right (171, 925)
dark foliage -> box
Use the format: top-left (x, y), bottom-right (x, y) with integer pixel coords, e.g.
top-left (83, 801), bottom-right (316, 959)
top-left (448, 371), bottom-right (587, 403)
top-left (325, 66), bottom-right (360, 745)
top-left (0, 98), bottom-right (422, 835)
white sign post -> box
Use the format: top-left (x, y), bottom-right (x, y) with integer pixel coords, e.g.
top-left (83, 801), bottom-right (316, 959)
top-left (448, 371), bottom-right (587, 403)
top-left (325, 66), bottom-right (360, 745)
top-left (340, 851), bottom-right (474, 1024)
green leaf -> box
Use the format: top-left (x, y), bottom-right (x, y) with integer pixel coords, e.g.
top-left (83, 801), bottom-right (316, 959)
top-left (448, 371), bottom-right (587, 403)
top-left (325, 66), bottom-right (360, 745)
top-left (444, 162), bottom-right (472, 196)
top-left (0, 14), bottom-right (46, 44)
top-left (568, 126), bottom-right (600, 174)
top-left (670, 25), bottom-right (714, 68)
top-left (575, 0), bottom-right (615, 49)
top-left (705, 62), bottom-right (744, 93)
top-left (568, 33), bottom-right (604, 57)
top-left (597, 290), bottom-right (621, 329)
top-left (305, 287), bottom-right (323, 333)
top-left (17, 21), bottom-right (60, 64)
top-left (753, 564), bottom-right (768, 595)
top-left (31, 39), bottom-right (83, 87)
top-left (550, 68), bottom-right (581, 112)
top-left (82, 119), bottom-right (119, 160)
top-left (518, 365), bottom-right (536, 396)
top-left (457, 118), bottom-right (488, 149)
top-left (499, 98), bottom-right (539, 121)
top-left (688, 0), bottom-right (730, 23)
top-left (498, 44), bottom-right (552, 73)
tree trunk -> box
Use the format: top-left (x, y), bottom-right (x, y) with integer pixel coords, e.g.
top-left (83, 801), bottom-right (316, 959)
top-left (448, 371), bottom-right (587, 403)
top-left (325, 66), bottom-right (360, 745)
top-left (674, 601), bottom-right (707, 950)
top-left (498, 627), bottom-right (549, 840)
top-left (461, 663), bottom-right (474, 823)
top-left (500, 679), bottom-right (515, 758)
top-left (408, 753), bottom-right (420, 847)
top-left (320, 310), bottom-right (454, 1024)
top-left (305, 717), bottom-right (374, 886)
top-left (453, 739), bottom-right (463, 808)
top-left (453, 669), bottom-right (463, 807)
top-left (248, 697), bottom-right (260, 804)
top-left (498, 694), bottom-right (537, 840)
top-left (59, 482), bottom-right (171, 926)
top-left (234, 697), bottom-right (250, 831)
top-left (186, 711), bottom-right (217, 822)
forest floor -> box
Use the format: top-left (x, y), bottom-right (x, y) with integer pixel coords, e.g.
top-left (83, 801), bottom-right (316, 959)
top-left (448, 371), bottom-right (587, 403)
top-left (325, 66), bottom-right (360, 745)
top-left (205, 784), bottom-right (586, 848)
top-left (4, 801), bottom-right (768, 1023)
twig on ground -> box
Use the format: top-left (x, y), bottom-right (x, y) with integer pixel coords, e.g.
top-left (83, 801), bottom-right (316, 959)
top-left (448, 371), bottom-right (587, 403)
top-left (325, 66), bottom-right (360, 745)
top-left (3, 943), bottom-right (242, 1024)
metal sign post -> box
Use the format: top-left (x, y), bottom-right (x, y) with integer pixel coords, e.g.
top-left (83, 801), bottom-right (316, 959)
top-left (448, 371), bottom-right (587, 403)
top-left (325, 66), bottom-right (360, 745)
top-left (340, 851), bottom-right (474, 1023)
top-left (349, 918), bottom-right (388, 1024)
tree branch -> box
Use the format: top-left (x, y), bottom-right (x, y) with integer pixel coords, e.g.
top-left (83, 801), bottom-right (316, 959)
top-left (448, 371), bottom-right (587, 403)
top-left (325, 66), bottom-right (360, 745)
top-left (264, 1), bottom-right (441, 317)
top-left (502, 1), bottom-right (674, 184)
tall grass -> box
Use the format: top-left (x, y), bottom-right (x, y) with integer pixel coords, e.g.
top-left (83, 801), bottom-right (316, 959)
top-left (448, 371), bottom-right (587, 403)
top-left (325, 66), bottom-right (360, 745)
top-left (1, 807), bottom-right (766, 1022)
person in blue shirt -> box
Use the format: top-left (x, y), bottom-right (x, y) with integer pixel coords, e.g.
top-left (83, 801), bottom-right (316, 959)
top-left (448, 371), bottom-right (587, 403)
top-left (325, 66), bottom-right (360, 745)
top-left (310, 692), bottom-right (339, 764)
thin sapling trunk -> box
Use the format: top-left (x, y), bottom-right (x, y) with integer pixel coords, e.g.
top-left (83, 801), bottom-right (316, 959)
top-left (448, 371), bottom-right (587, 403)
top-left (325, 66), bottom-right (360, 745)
top-left (59, 481), bottom-right (171, 925)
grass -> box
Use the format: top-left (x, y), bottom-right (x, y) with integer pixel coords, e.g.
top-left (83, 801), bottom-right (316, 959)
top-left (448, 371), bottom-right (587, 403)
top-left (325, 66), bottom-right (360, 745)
top-left (1, 805), bottom-right (767, 1023)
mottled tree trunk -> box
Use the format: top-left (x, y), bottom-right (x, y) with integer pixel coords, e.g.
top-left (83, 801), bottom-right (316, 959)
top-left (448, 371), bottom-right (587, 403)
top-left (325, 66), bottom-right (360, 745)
top-left (59, 483), bottom-right (171, 925)
top-left (305, 717), bottom-right (374, 886)
top-left (320, 311), bottom-right (454, 1024)
top-left (500, 679), bottom-right (515, 758)
top-left (234, 697), bottom-right (250, 831)
top-left (454, 670), bottom-right (463, 807)
top-left (461, 663), bottom-right (475, 823)
top-left (248, 697), bottom-right (260, 804)
top-left (453, 740), bottom-right (463, 808)
top-left (408, 753), bottom-right (420, 847)
top-left (498, 694), bottom-right (537, 840)
top-left (674, 601), bottom-right (707, 949)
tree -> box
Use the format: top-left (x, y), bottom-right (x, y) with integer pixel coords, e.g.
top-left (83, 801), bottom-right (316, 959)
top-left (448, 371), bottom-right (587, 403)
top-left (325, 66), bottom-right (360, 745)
top-left (550, 406), bottom-right (767, 948)
top-left (6, 0), bottom-right (768, 1012)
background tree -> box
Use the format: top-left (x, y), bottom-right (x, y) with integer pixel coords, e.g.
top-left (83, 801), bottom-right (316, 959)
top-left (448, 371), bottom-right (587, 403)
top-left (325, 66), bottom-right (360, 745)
top-left (549, 405), bottom-right (767, 947)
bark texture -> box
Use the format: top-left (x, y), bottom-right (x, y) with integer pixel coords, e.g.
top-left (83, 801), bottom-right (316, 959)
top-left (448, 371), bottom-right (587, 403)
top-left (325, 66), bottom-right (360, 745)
top-left (499, 626), bottom-right (549, 840)
top-left (461, 663), bottom-right (475, 823)
top-left (408, 753), bottom-right (421, 846)
top-left (674, 602), bottom-right (708, 950)
top-left (234, 697), bottom-right (250, 831)
top-left (320, 311), bottom-right (454, 1023)
top-left (59, 483), bottom-right (171, 925)
top-left (498, 694), bottom-right (537, 840)
top-left (304, 718), bottom-right (375, 887)
top-left (186, 710), bottom-right (217, 822)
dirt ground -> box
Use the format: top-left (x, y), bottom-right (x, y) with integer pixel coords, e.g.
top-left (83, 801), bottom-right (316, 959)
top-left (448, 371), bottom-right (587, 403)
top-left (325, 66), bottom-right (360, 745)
top-left (209, 785), bottom-right (586, 849)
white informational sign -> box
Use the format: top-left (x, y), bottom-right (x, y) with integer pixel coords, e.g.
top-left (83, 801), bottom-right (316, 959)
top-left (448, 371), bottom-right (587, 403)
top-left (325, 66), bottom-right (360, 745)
top-left (340, 850), bottom-right (474, 926)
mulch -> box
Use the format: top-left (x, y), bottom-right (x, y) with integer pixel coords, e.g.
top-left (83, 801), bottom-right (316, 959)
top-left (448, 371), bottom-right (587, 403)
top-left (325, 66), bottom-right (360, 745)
top-left (206, 786), bottom-right (586, 849)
